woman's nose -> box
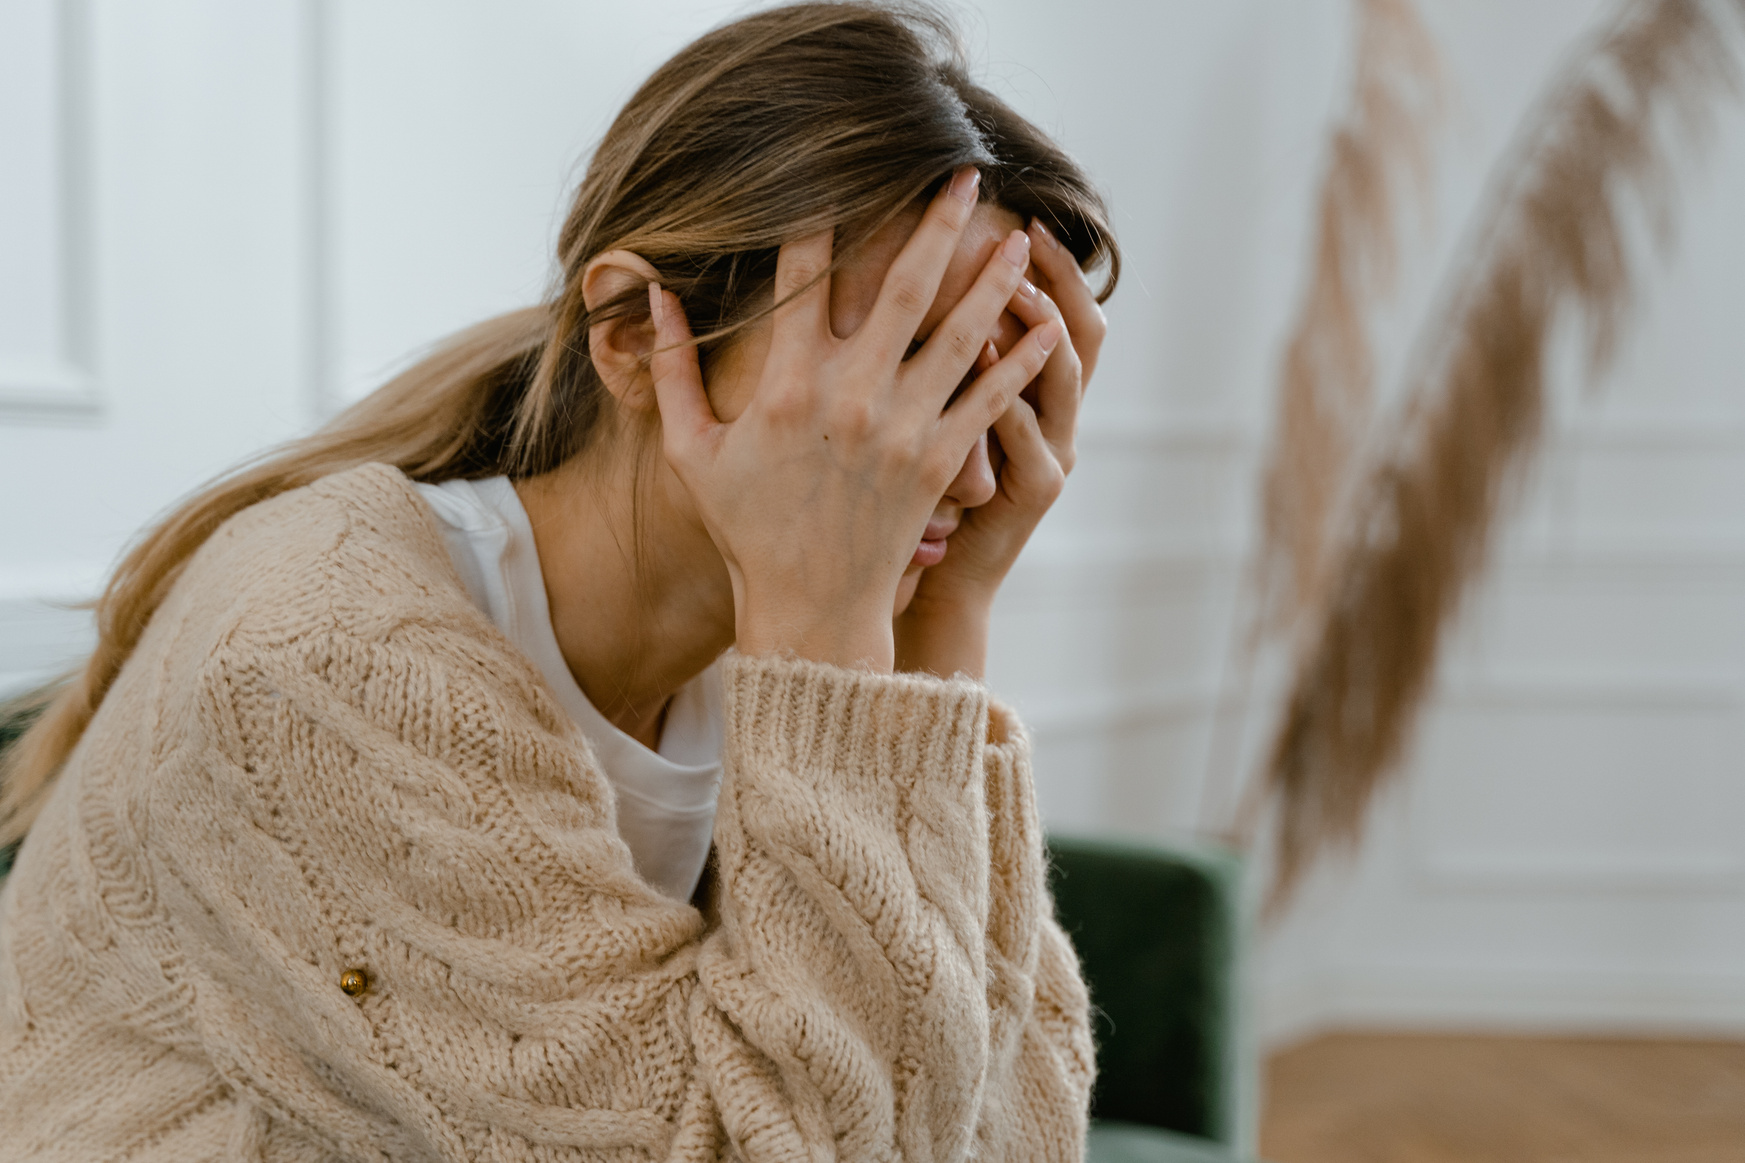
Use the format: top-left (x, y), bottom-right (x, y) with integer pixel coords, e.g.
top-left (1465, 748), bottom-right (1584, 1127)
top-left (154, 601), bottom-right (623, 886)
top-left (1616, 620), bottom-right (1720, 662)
top-left (945, 430), bottom-right (997, 509)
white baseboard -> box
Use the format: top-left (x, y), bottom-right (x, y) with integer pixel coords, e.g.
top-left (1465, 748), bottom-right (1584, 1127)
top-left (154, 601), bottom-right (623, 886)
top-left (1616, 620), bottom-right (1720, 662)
top-left (1257, 963), bottom-right (1745, 1050)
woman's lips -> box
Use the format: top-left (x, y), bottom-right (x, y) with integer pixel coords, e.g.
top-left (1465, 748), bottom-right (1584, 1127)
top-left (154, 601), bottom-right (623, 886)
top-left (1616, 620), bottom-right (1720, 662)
top-left (911, 538), bottom-right (948, 568)
top-left (910, 519), bottom-right (958, 569)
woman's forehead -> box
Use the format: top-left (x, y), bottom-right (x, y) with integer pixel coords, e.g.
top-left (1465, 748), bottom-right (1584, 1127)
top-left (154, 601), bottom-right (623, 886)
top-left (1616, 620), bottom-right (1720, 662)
top-left (830, 202), bottom-right (1026, 341)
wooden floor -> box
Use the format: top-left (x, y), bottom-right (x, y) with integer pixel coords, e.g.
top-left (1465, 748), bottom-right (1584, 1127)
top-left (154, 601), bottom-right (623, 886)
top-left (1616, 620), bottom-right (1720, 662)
top-left (1260, 1032), bottom-right (1745, 1163)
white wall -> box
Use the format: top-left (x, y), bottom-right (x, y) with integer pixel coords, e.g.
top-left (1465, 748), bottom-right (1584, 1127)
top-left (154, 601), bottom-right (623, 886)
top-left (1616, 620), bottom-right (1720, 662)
top-left (1250, 0), bottom-right (1745, 1047)
top-left (2, 0), bottom-right (313, 691)
top-left (6, 0), bottom-right (1745, 1049)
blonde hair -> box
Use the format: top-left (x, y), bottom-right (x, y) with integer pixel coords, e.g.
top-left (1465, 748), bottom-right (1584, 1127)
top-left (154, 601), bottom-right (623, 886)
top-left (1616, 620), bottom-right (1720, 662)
top-left (1, 1), bottom-right (1118, 847)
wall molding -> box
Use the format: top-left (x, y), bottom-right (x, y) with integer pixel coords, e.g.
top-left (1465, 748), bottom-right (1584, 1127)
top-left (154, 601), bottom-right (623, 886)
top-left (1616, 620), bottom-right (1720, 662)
top-left (0, 0), bottom-right (99, 420)
top-left (1550, 416), bottom-right (1745, 451)
top-left (1021, 686), bottom-right (1215, 740)
top-left (1006, 535), bottom-right (1745, 596)
top-left (1076, 416), bottom-right (1255, 454)
top-left (1002, 668), bottom-right (1745, 743)
top-left (1413, 852), bottom-right (1744, 894)
top-left (1074, 413), bottom-right (1745, 455)
top-left (1433, 676), bottom-right (1741, 709)
top-left (300, 0), bottom-right (338, 423)
top-left (1406, 677), bottom-right (1745, 893)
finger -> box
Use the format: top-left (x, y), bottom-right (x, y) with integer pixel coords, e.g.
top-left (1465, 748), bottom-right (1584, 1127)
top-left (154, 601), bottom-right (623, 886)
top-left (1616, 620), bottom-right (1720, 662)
top-left (772, 229), bottom-right (833, 350)
top-left (858, 167), bottom-right (982, 359)
top-left (907, 228), bottom-right (1032, 409)
top-left (1028, 218), bottom-right (1106, 385)
top-left (991, 393), bottom-right (1070, 501)
top-left (977, 339), bottom-right (998, 375)
top-left (647, 284), bottom-right (717, 457)
top-left (941, 317), bottom-right (1062, 448)
top-left (1005, 278), bottom-right (1083, 455)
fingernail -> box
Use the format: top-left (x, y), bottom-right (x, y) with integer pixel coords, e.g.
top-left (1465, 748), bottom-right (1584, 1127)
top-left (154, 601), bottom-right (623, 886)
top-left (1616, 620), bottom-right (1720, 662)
top-left (1031, 219), bottom-right (1060, 249)
top-left (648, 282), bottom-right (664, 328)
top-left (982, 339), bottom-right (999, 368)
top-left (950, 167), bottom-right (981, 205)
top-left (1001, 230), bottom-right (1030, 267)
top-left (1038, 320), bottom-right (1063, 352)
top-left (1018, 277), bottom-right (1039, 299)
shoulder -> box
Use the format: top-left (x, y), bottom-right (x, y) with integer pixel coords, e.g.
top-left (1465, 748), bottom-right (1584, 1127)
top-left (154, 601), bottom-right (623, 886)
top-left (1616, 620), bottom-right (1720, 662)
top-left (172, 463), bottom-right (574, 760)
top-left (152, 463), bottom-right (560, 726)
top-left (179, 463), bottom-right (476, 649)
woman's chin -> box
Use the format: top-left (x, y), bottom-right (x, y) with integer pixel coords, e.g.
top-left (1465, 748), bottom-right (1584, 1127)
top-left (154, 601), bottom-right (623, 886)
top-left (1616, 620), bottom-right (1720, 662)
top-left (893, 566), bottom-right (924, 617)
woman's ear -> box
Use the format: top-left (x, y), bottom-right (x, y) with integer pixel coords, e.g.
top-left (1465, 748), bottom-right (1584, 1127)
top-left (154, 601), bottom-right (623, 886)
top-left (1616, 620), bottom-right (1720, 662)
top-left (582, 249), bottom-right (663, 411)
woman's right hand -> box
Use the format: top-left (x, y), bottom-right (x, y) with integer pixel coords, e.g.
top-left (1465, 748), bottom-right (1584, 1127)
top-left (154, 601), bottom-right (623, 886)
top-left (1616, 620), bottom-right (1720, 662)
top-left (647, 169), bottom-right (1062, 673)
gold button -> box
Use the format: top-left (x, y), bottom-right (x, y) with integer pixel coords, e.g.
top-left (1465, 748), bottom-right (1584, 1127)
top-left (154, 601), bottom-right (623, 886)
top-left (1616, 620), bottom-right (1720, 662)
top-left (339, 968), bottom-right (369, 997)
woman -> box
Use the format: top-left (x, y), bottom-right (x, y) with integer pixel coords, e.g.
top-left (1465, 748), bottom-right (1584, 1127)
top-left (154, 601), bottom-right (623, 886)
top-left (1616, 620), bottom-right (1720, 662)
top-left (0, 3), bottom-right (1117, 1159)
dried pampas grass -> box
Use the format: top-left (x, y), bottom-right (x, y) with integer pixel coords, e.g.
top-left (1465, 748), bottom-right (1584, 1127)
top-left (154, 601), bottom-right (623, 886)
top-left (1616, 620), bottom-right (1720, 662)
top-left (1265, 0), bottom-right (1745, 901)
top-left (1259, 0), bottom-right (1444, 643)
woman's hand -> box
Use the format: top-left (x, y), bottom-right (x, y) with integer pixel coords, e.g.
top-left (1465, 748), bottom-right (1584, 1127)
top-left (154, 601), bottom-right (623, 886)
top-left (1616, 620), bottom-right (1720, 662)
top-left (648, 171), bottom-right (1063, 673)
top-left (894, 219), bottom-right (1108, 679)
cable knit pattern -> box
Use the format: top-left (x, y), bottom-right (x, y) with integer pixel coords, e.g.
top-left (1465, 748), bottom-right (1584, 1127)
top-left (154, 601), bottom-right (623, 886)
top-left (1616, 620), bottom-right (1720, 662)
top-left (0, 463), bottom-right (1093, 1161)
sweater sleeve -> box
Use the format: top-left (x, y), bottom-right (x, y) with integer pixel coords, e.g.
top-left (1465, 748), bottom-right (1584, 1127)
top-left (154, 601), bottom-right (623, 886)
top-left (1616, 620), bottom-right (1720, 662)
top-left (971, 703), bottom-right (1098, 1158)
top-left (149, 630), bottom-right (1090, 1161)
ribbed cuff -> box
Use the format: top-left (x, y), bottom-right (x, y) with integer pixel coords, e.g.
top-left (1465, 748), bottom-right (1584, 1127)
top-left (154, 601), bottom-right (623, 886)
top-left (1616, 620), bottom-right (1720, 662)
top-left (719, 651), bottom-right (990, 799)
top-left (980, 698), bottom-right (1047, 965)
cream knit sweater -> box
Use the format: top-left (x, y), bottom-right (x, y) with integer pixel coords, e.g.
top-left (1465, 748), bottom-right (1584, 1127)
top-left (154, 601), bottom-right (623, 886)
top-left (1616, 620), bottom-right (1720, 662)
top-left (0, 464), bottom-right (1094, 1161)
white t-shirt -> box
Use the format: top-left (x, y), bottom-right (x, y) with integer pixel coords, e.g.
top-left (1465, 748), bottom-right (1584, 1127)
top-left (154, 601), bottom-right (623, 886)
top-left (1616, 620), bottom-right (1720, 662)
top-left (413, 476), bottom-right (724, 903)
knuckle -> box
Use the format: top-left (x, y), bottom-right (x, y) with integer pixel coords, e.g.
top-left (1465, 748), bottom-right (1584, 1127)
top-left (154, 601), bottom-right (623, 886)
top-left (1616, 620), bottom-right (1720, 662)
top-left (874, 437), bottom-right (920, 483)
top-left (762, 377), bottom-right (808, 418)
top-left (762, 370), bottom-right (795, 402)
top-left (1011, 454), bottom-right (1066, 505)
top-left (982, 385), bottom-right (1012, 429)
top-left (887, 271), bottom-right (931, 317)
top-left (764, 392), bottom-right (805, 424)
top-left (941, 327), bottom-right (980, 368)
top-left (779, 260), bottom-right (824, 296)
top-left (661, 429), bottom-right (694, 471)
top-left (1085, 306), bottom-right (1108, 342)
top-left (831, 395), bottom-right (877, 438)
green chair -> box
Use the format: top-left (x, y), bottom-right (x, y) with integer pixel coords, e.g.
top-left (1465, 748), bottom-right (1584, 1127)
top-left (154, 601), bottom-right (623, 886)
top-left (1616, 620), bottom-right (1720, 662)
top-left (1047, 835), bottom-right (1264, 1163)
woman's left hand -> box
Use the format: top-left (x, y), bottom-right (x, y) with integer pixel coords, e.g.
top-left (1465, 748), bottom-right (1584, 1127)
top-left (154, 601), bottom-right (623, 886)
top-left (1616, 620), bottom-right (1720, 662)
top-left (895, 219), bottom-right (1107, 679)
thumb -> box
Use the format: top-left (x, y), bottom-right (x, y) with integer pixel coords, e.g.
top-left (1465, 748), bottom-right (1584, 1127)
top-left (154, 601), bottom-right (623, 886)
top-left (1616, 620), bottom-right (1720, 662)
top-left (647, 283), bottom-right (716, 456)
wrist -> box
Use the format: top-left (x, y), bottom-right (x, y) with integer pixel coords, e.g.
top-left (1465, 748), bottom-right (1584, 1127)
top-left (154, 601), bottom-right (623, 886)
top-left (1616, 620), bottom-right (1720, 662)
top-left (894, 598), bottom-right (992, 680)
top-left (901, 582), bottom-right (998, 626)
top-left (736, 597), bottom-right (896, 673)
